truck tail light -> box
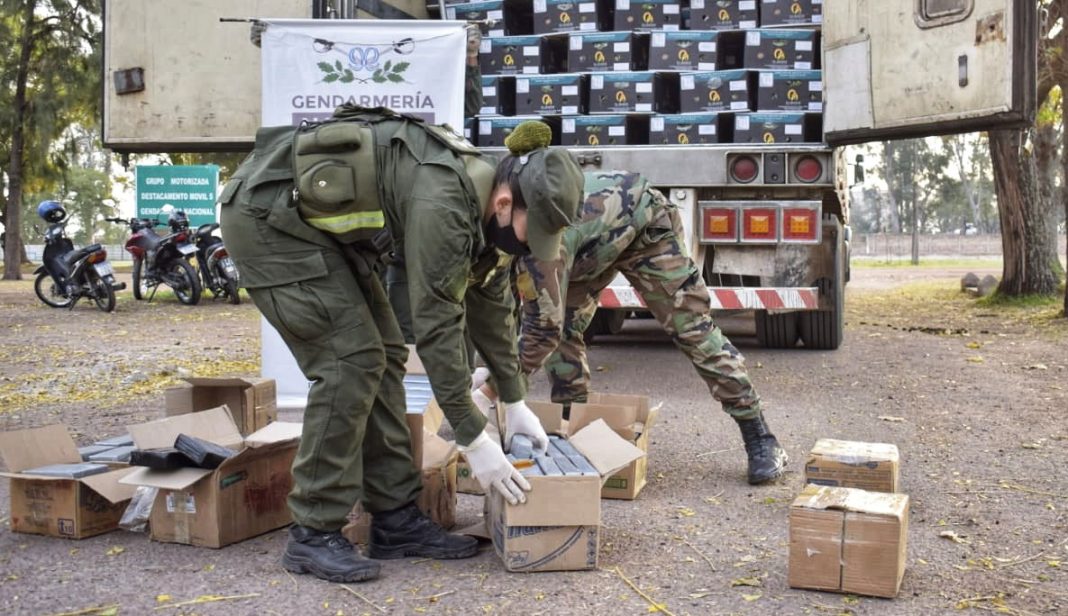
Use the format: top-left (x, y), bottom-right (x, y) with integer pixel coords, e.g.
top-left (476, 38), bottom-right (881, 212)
top-left (740, 207), bottom-right (778, 242)
top-left (729, 155), bottom-right (759, 184)
top-left (793, 155), bottom-right (823, 183)
top-left (701, 207), bottom-right (738, 242)
top-left (781, 206), bottom-right (821, 243)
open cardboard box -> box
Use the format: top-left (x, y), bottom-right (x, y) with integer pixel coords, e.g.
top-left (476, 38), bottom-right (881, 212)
top-left (570, 392), bottom-right (660, 499)
top-left (165, 377), bottom-right (277, 436)
top-left (0, 425), bottom-right (137, 539)
top-left (120, 406), bottom-right (302, 548)
top-left (485, 402), bottom-right (645, 572)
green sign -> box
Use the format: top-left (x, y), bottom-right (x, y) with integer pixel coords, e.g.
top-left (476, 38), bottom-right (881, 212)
top-left (135, 165), bottom-right (219, 228)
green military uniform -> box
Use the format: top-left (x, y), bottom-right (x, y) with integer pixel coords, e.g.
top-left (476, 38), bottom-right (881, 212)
top-left (516, 171), bottom-right (762, 419)
top-left (221, 106), bottom-right (526, 532)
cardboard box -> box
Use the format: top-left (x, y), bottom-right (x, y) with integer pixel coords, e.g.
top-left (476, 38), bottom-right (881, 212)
top-left (121, 407), bottom-right (302, 548)
top-left (743, 29), bottom-right (817, 70)
top-left (805, 439), bottom-right (900, 493)
top-left (755, 69), bottom-right (822, 111)
top-left (0, 425), bottom-right (136, 539)
top-left (759, 0), bottom-right (822, 27)
top-left (733, 111), bottom-right (816, 143)
top-left (588, 71), bottom-right (677, 114)
top-left (487, 410), bottom-right (645, 572)
top-left (477, 115), bottom-right (561, 147)
top-left (679, 69), bottom-right (754, 113)
top-left (456, 454), bottom-right (485, 494)
top-left (480, 35), bottom-right (544, 76)
top-left (165, 377), bottom-right (277, 437)
top-left (480, 75), bottom-right (516, 116)
top-left (789, 485), bottom-right (909, 598)
top-left (515, 74), bottom-right (587, 115)
top-left (649, 113), bottom-right (723, 144)
top-left (612, 0), bottom-right (682, 32)
top-left (446, 1), bottom-right (506, 37)
top-left (648, 31), bottom-right (719, 71)
top-left (533, 0), bottom-right (602, 34)
top-left (565, 32), bottom-right (646, 73)
top-left (569, 393), bottom-right (659, 499)
top-left (686, 0), bottom-right (758, 30)
top-left (561, 115), bottom-right (647, 146)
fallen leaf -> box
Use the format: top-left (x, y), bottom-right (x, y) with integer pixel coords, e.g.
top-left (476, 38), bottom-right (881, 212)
top-left (966, 356), bottom-right (984, 364)
top-left (105, 546), bottom-right (125, 556)
top-left (965, 341), bottom-right (983, 349)
top-left (677, 507), bottom-right (696, 517)
top-left (1021, 443), bottom-right (1043, 450)
top-left (647, 604), bottom-right (670, 613)
top-left (878, 415), bottom-right (906, 422)
top-left (762, 497), bottom-right (777, 505)
top-left (842, 595), bottom-right (860, 605)
top-left (939, 530), bottom-right (970, 545)
top-left (69, 548), bottom-right (79, 556)
top-left (1048, 560), bottom-right (1061, 568)
top-left (917, 559), bottom-right (929, 565)
top-left (730, 577), bottom-right (762, 588)
top-left (202, 564), bottom-right (215, 572)
top-left (742, 593), bottom-right (762, 602)
top-left (156, 594), bottom-right (172, 603)
top-left (1024, 364), bottom-right (1049, 370)
top-left (689, 591), bottom-right (712, 599)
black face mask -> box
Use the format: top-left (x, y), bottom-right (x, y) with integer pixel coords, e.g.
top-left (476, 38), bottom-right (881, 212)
top-left (485, 215), bottom-right (531, 256)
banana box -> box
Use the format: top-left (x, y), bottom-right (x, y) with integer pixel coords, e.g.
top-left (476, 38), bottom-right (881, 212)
top-left (587, 71), bottom-right (678, 113)
top-left (648, 31), bottom-right (719, 71)
top-left (480, 35), bottom-right (544, 75)
top-left (755, 69), bottom-right (822, 111)
top-left (733, 111), bottom-right (819, 144)
top-left (533, 0), bottom-right (603, 34)
top-left (649, 113), bottom-right (723, 145)
top-left (445, 1), bottom-right (506, 37)
top-left (480, 75), bottom-right (516, 116)
top-left (760, 0), bottom-right (823, 27)
top-left (565, 31), bottom-right (646, 72)
top-left (476, 115), bottom-right (562, 147)
top-left (686, 0), bottom-right (758, 30)
top-left (612, 0), bottom-right (682, 32)
top-left (560, 114), bottom-right (647, 146)
top-left (515, 74), bottom-right (587, 115)
top-left (743, 28), bottom-right (818, 70)
top-left (678, 69), bottom-right (755, 113)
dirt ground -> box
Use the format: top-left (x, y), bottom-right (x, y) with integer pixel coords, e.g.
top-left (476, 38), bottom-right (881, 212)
top-left (0, 265), bottom-right (1066, 616)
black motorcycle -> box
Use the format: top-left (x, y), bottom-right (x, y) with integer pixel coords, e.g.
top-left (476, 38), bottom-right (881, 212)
top-left (165, 208), bottom-right (240, 304)
top-left (33, 201), bottom-right (125, 312)
top-left (106, 215), bottom-right (202, 305)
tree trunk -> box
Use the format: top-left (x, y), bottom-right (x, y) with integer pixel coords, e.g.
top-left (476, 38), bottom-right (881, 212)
top-left (989, 129), bottom-right (1061, 296)
top-left (3, 0), bottom-right (36, 281)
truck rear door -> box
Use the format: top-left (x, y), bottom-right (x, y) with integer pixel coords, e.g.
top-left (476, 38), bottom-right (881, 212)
top-left (822, 0), bottom-right (1036, 145)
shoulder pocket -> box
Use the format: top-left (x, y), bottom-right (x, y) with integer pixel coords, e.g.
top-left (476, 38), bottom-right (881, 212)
top-left (218, 178), bottom-right (243, 207)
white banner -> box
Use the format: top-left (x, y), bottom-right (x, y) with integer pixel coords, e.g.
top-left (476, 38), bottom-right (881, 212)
top-left (258, 19), bottom-right (467, 409)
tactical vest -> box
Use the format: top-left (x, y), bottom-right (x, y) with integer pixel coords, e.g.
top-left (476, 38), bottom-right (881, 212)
top-left (292, 108), bottom-right (492, 245)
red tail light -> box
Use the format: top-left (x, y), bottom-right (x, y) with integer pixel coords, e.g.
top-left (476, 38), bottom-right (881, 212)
top-left (176, 232), bottom-right (187, 242)
top-left (701, 207), bottom-right (738, 242)
top-left (88, 249), bottom-right (107, 264)
top-left (214, 247), bottom-right (228, 259)
top-left (781, 206), bottom-right (821, 243)
top-left (794, 155), bottom-right (823, 183)
top-left (729, 155), bottom-right (759, 184)
top-left (740, 207), bottom-right (778, 242)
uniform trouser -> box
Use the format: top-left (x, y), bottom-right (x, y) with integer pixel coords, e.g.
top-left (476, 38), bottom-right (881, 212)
top-left (249, 251), bottom-right (422, 531)
top-left (386, 261), bottom-right (478, 366)
top-left (545, 192), bottom-right (763, 420)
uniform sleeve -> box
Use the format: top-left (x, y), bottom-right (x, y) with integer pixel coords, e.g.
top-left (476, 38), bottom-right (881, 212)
top-left (464, 257), bottom-right (527, 404)
top-left (464, 65), bottom-right (483, 119)
top-left (404, 195), bottom-right (487, 446)
top-left (516, 254), bottom-right (569, 375)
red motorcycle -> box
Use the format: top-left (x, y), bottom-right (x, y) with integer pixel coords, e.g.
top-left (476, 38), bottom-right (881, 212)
top-left (106, 216), bottom-right (202, 305)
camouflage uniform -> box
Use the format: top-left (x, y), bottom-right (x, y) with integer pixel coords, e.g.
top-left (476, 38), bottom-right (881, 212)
top-left (516, 171), bottom-right (761, 419)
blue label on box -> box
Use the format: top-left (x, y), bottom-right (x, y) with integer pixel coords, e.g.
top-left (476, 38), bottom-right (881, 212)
top-left (748, 29), bottom-right (815, 42)
top-left (686, 69), bottom-right (748, 81)
top-left (573, 115), bottom-right (627, 127)
top-left (520, 74), bottom-right (583, 86)
top-left (448, 0), bottom-right (502, 12)
top-left (592, 71), bottom-right (655, 85)
top-left (490, 35), bottom-right (542, 47)
top-left (660, 31), bottom-right (717, 43)
top-left (570, 31), bottom-right (632, 44)
top-left (654, 113), bottom-right (718, 127)
top-left (761, 70), bottom-right (821, 82)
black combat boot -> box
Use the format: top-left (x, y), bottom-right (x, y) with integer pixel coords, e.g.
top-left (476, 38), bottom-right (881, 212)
top-left (368, 502), bottom-right (479, 560)
top-left (735, 413), bottom-right (788, 485)
top-left (282, 525), bottom-right (381, 583)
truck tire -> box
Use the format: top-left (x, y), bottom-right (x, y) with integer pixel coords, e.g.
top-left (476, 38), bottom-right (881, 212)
top-left (799, 220), bottom-right (845, 350)
top-left (755, 311), bottom-right (799, 348)
top-left (583, 309), bottom-right (626, 344)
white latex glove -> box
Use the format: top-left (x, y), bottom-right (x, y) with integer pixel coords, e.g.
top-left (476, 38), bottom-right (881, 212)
top-left (471, 367), bottom-right (491, 391)
top-left (472, 388), bottom-right (495, 419)
top-left (503, 400), bottom-right (549, 455)
top-left (459, 432), bottom-right (531, 505)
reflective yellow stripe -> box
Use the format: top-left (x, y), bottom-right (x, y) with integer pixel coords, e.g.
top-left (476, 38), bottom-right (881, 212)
top-left (306, 210), bottom-right (385, 233)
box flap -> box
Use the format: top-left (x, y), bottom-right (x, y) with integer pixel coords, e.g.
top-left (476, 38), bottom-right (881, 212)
top-left (119, 465), bottom-right (214, 491)
top-left (791, 484), bottom-right (909, 519)
top-left (82, 467), bottom-right (139, 503)
top-left (568, 419), bottom-right (646, 478)
top-left (569, 403), bottom-right (639, 434)
top-left (811, 438), bottom-right (900, 463)
top-left (244, 422), bottom-right (302, 447)
top-left (504, 475), bottom-right (602, 527)
top-left (127, 406), bottom-right (244, 451)
top-left (528, 401), bottom-right (565, 434)
top-left (422, 431), bottom-right (457, 470)
top-left (0, 472), bottom-right (79, 482)
top-left (165, 384), bottom-right (194, 415)
top-left (0, 424), bottom-right (80, 472)
top-left (422, 399), bottom-right (445, 434)
top-left (183, 376), bottom-right (262, 387)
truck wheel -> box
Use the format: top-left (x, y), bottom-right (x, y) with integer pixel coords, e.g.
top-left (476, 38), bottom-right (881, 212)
top-left (583, 309), bottom-right (626, 344)
top-left (799, 220), bottom-right (845, 350)
top-left (755, 311), bottom-right (799, 348)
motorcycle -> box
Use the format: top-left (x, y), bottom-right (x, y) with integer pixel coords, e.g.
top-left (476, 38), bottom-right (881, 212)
top-left (33, 200), bottom-right (125, 312)
top-left (164, 207), bottom-right (241, 305)
top-left (106, 215), bottom-right (202, 305)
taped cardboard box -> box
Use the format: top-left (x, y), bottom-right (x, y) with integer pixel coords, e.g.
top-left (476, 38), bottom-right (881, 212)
top-left (165, 377), bottom-right (277, 437)
top-left (343, 431), bottom-right (459, 545)
top-left (570, 393), bottom-right (660, 499)
top-left (0, 425), bottom-right (137, 539)
top-left (120, 407), bottom-right (302, 548)
top-left (805, 439), bottom-right (900, 493)
top-left (686, 0), bottom-right (758, 30)
top-left (789, 484), bottom-right (909, 598)
top-left (487, 410), bottom-right (645, 572)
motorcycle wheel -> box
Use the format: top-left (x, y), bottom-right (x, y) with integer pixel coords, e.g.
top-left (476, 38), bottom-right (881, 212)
top-left (168, 259), bottom-right (202, 305)
top-left (88, 269), bottom-right (117, 313)
top-left (132, 257), bottom-right (145, 300)
top-left (34, 272), bottom-right (74, 308)
top-left (217, 264), bottom-right (241, 305)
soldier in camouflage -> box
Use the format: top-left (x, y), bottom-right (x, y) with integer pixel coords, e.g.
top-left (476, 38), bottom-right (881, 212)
top-left (512, 170), bottom-right (788, 485)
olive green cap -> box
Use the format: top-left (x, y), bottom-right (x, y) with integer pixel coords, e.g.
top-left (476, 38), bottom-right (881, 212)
top-left (505, 121), bottom-right (584, 261)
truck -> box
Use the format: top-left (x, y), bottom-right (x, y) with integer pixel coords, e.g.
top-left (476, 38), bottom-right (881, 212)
top-left (103, 0), bottom-right (1035, 350)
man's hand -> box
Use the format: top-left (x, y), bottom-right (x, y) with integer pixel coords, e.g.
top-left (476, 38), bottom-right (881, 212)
top-left (471, 366), bottom-right (491, 391)
top-left (503, 401), bottom-right (549, 455)
top-left (458, 432), bottom-right (531, 505)
top-left (472, 388), bottom-right (495, 418)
